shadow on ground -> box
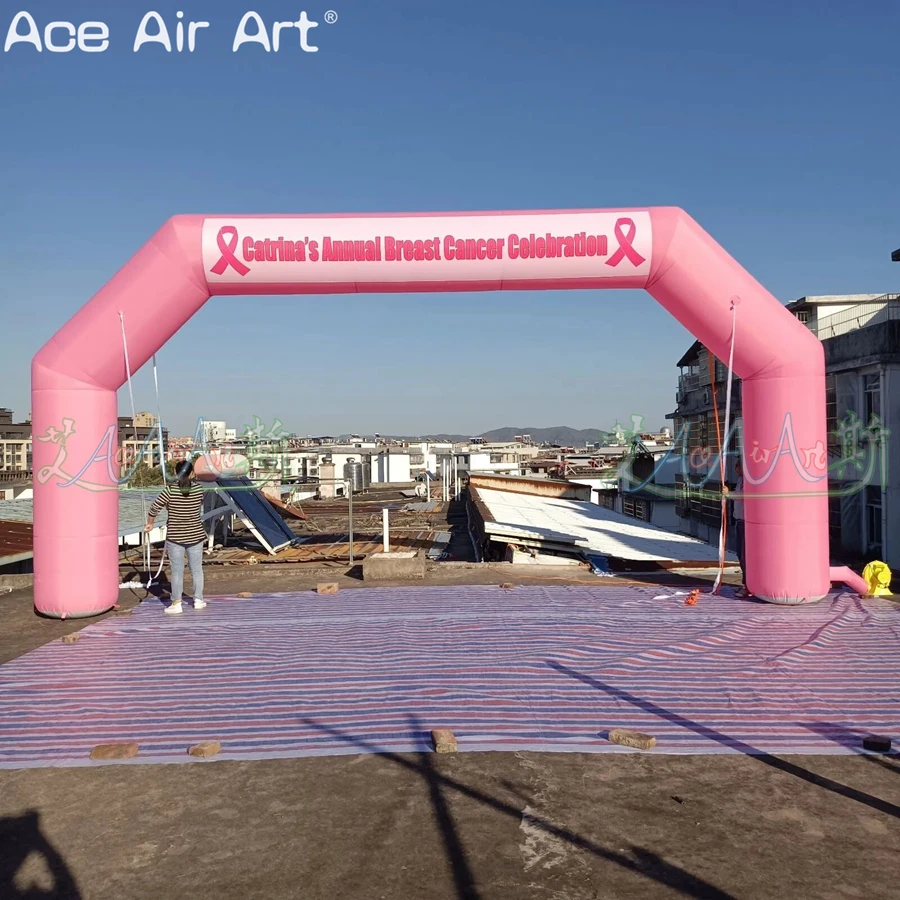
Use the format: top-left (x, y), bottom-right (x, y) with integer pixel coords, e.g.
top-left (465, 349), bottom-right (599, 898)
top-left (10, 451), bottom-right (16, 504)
top-left (0, 811), bottom-right (81, 899)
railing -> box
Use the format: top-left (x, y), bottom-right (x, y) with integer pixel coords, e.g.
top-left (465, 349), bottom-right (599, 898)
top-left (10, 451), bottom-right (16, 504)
top-left (0, 469), bottom-right (32, 483)
top-left (811, 297), bottom-right (900, 339)
top-left (678, 374), bottom-right (700, 394)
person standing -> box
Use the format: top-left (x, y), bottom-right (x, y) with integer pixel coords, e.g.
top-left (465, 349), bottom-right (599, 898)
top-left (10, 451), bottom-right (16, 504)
top-left (146, 459), bottom-right (208, 614)
top-left (723, 460), bottom-right (749, 597)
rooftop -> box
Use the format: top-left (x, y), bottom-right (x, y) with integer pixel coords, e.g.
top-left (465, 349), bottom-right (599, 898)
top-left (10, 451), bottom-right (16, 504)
top-left (470, 482), bottom-right (734, 565)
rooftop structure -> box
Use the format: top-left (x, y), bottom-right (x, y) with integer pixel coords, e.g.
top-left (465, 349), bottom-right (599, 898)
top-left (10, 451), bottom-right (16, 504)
top-left (788, 293), bottom-right (899, 339)
top-left (467, 473), bottom-right (734, 567)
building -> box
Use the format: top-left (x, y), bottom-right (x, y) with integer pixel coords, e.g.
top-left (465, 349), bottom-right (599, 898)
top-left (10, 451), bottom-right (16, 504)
top-left (605, 441), bottom-right (680, 530)
top-left (407, 441), bottom-right (448, 478)
top-left (374, 450), bottom-right (412, 484)
top-left (669, 292), bottom-right (899, 567)
top-left (203, 420), bottom-right (228, 443)
top-left (2, 406), bottom-right (166, 479)
top-left (451, 441), bottom-right (542, 478)
top-left (118, 416), bottom-right (168, 474)
top-left (667, 342), bottom-right (741, 544)
top-left (815, 295), bottom-right (899, 567)
top-left (0, 408), bottom-right (32, 476)
top-left (0, 482), bottom-right (32, 501)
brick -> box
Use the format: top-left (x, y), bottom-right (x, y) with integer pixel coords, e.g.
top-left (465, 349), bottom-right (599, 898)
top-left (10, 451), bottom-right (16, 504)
top-left (316, 583), bottom-right (339, 595)
top-left (431, 729), bottom-right (457, 754)
top-left (188, 741), bottom-right (222, 758)
top-left (90, 743), bottom-right (138, 760)
top-left (863, 734), bottom-right (892, 753)
top-left (500, 583), bottom-right (515, 590)
top-left (61, 633), bottom-right (80, 644)
top-left (237, 591), bottom-right (252, 598)
top-left (608, 728), bottom-right (657, 751)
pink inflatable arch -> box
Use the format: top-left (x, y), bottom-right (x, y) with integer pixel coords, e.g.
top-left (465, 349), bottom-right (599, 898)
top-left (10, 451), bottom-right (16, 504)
top-left (31, 208), bottom-right (865, 617)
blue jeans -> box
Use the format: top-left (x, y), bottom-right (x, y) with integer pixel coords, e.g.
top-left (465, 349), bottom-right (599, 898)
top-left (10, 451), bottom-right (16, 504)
top-left (166, 541), bottom-right (204, 603)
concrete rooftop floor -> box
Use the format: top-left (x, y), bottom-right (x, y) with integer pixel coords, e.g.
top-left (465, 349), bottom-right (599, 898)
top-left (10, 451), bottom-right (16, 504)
top-left (1, 563), bottom-right (898, 900)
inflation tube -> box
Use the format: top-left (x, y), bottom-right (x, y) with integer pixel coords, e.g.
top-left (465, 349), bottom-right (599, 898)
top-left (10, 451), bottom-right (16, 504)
top-left (32, 208), bottom-right (855, 617)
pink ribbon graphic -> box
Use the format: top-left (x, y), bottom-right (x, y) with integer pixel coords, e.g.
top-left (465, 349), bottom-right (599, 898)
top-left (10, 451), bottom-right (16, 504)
top-left (605, 217), bottom-right (646, 268)
top-left (210, 226), bottom-right (251, 276)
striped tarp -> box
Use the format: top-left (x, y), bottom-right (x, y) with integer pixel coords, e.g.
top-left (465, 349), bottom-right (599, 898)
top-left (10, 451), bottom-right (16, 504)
top-left (0, 586), bottom-right (897, 768)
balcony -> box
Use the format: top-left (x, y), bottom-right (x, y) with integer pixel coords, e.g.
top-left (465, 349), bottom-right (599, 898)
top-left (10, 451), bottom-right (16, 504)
top-left (678, 373), bottom-right (700, 394)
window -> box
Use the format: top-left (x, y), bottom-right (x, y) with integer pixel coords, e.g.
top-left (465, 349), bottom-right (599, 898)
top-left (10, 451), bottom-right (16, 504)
top-left (674, 475), bottom-right (688, 518)
top-left (866, 485), bottom-right (882, 555)
top-left (794, 309), bottom-right (810, 324)
top-left (825, 374), bottom-right (837, 447)
top-left (490, 454), bottom-right (502, 464)
top-left (672, 418), bottom-right (685, 454)
top-left (707, 412), bottom-right (723, 452)
top-left (714, 359), bottom-right (727, 383)
top-left (597, 491), bottom-right (616, 511)
top-left (864, 373), bottom-right (881, 424)
top-left (828, 494), bottom-right (841, 550)
top-left (700, 494), bottom-right (722, 527)
top-left (687, 416), bottom-right (707, 454)
top-left (622, 496), bottom-right (649, 521)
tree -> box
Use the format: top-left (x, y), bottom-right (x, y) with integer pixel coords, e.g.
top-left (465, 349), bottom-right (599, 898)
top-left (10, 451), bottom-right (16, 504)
top-left (127, 460), bottom-right (179, 489)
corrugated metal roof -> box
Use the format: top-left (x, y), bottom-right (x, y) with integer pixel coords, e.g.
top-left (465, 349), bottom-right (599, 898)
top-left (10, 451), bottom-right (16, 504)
top-left (0, 492), bottom-right (164, 537)
top-left (471, 485), bottom-right (735, 564)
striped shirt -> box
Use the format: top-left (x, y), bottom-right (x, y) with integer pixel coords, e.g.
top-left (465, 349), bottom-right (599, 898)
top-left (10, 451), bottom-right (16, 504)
top-left (148, 484), bottom-right (208, 545)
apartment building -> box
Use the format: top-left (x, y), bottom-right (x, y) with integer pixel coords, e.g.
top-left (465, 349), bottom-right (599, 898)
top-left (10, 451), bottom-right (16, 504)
top-left (0, 408), bottom-right (32, 476)
top-left (668, 293), bottom-right (899, 566)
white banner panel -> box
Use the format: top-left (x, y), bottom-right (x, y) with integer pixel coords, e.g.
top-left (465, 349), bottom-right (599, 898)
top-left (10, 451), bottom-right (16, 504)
top-left (201, 212), bottom-right (652, 285)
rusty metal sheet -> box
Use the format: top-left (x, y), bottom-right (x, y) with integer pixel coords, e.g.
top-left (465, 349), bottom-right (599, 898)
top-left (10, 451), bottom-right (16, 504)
top-left (0, 519), bottom-right (34, 565)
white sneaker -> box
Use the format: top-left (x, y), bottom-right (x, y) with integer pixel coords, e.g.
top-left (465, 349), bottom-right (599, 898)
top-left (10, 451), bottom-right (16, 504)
top-left (165, 602), bottom-right (184, 615)
top-left (194, 599), bottom-right (207, 610)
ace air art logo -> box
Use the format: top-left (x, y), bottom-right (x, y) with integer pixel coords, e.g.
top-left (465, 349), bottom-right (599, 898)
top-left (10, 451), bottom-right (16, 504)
top-left (3, 9), bottom-right (339, 54)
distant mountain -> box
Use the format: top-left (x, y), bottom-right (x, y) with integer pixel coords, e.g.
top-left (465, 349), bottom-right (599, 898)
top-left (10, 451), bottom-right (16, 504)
top-left (341, 433), bottom-right (470, 442)
top-left (407, 433), bottom-right (471, 442)
top-left (367, 426), bottom-right (610, 445)
top-left (478, 426), bottom-right (608, 445)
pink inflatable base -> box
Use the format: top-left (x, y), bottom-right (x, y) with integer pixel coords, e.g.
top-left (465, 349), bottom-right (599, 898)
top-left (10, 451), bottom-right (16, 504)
top-left (32, 208), bottom-right (849, 617)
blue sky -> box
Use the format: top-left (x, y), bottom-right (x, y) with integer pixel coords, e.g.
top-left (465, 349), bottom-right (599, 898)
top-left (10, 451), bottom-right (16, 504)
top-left (2, 0), bottom-right (898, 436)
